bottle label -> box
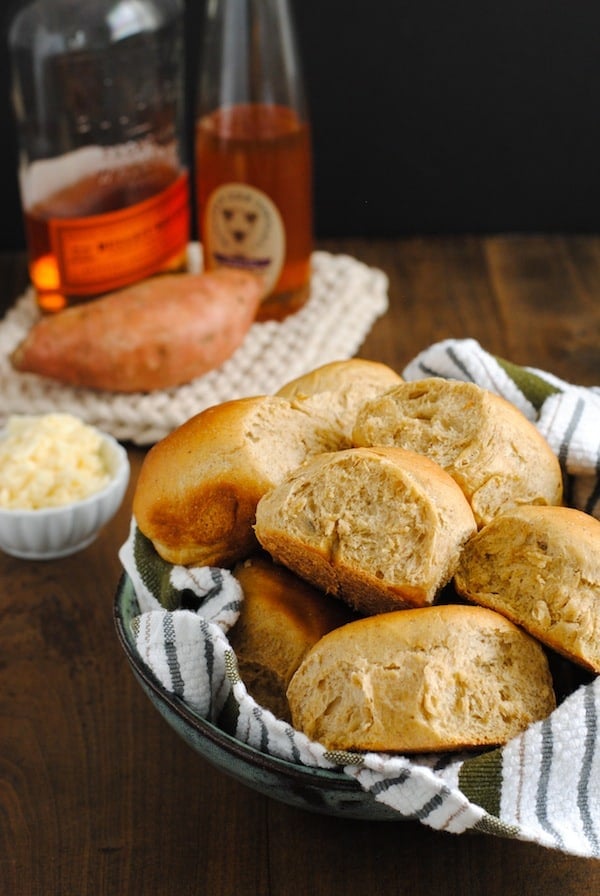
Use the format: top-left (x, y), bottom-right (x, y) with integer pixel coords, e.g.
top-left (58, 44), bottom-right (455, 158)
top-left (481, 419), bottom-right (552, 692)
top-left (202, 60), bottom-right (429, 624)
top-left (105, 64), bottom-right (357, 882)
top-left (49, 172), bottom-right (189, 294)
top-left (204, 183), bottom-right (285, 296)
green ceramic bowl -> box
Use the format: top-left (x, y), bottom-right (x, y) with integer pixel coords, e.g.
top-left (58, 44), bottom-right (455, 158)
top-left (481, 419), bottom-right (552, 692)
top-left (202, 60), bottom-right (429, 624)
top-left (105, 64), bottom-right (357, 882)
top-left (114, 573), bottom-right (398, 820)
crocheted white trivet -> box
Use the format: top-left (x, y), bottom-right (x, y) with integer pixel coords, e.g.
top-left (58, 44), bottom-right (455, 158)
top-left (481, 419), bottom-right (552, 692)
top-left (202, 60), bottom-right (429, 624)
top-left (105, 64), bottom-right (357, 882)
top-left (0, 250), bottom-right (389, 445)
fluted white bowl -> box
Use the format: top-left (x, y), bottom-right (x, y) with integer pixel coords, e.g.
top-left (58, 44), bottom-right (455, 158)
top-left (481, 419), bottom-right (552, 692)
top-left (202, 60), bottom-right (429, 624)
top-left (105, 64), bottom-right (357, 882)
top-left (0, 429), bottom-right (130, 560)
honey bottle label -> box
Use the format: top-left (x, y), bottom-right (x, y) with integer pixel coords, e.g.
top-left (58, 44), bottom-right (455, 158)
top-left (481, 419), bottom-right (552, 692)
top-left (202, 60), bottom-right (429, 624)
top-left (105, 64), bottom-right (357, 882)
top-left (203, 183), bottom-right (285, 296)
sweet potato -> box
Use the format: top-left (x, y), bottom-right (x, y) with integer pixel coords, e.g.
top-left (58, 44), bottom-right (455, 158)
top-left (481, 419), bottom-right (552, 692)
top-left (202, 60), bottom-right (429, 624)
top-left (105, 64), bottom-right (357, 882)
top-left (11, 268), bottom-right (264, 392)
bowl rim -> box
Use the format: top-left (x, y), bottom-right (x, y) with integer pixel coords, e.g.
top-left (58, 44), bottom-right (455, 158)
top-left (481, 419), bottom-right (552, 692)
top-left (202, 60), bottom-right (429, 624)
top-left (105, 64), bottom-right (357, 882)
top-left (113, 572), bottom-right (359, 788)
top-left (0, 426), bottom-right (130, 517)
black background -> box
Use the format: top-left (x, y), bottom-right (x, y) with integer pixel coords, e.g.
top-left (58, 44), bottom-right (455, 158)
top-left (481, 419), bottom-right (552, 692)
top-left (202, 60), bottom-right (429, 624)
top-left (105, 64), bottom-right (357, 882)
top-left (2, 0), bottom-right (600, 250)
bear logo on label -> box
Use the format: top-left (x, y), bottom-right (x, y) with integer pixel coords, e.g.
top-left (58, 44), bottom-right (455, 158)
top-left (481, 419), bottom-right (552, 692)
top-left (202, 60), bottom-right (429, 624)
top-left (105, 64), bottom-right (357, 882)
top-left (205, 183), bottom-right (285, 295)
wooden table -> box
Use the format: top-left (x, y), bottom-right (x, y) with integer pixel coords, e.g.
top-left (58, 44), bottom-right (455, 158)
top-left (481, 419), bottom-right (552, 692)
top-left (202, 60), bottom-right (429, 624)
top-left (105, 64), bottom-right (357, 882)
top-left (1, 237), bottom-right (600, 894)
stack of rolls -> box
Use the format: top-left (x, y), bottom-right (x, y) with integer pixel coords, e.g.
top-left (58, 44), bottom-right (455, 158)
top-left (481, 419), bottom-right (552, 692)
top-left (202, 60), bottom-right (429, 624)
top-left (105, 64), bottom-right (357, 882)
top-left (133, 359), bottom-right (600, 754)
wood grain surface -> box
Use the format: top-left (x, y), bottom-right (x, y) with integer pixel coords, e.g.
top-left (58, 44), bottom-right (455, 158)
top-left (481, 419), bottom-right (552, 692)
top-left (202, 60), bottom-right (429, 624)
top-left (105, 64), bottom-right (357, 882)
top-left (1, 237), bottom-right (600, 895)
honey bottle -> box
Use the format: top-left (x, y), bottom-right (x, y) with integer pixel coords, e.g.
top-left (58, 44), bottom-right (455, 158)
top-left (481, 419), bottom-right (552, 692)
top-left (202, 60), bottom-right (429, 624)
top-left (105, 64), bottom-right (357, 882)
top-left (195, 0), bottom-right (313, 322)
top-left (9, 0), bottom-right (190, 312)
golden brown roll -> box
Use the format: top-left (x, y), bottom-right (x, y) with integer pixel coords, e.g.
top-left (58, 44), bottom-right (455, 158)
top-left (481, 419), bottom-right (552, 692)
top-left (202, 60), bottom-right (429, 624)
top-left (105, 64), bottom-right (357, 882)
top-left (286, 604), bottom-right (556, 753)
top-left (255, 446), bottom-right (477, 615)
top-left (454, 505), bottom-right (600, 673)
top-left (230, 553), bottom-right (355, 720)
top-left (133, 395), bottom-right (342, 567)
top-left (352, 377), bottom-right (563, 527)
top-left (277, 359), bottom-right (402, 446)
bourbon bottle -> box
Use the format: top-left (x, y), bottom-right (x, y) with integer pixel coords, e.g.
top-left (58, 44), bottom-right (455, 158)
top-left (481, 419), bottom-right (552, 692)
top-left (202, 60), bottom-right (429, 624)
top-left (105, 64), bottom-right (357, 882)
top-left (9, 0), bottom-right (190, 312)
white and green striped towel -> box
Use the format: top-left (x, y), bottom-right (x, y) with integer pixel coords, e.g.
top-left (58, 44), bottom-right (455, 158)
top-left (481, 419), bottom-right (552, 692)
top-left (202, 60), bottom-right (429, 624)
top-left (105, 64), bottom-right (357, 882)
top-left (118, 338), bottom-right (600, 859)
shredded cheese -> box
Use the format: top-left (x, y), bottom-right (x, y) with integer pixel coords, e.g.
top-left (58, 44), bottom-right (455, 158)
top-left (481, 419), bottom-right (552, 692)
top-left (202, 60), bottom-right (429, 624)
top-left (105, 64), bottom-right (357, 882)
top-left (0, 414), bottom-right (111, 510)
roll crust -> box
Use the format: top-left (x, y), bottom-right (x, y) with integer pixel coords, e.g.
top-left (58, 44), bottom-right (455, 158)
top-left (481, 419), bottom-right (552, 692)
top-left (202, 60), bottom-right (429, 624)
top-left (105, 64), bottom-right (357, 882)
top-left (133, 395), bottom-right (342, 566)
top-left (230, 553), bottom-right (355, 720)
top-left (255, 446), bottom-right (477, 615)
top-left (286, 604), bottom-right (556, 753)
top-left (454, 505), bottom-right (600, 673)
top-left (353, 377), bottom-right (563, 527)
top-left (277, 358), bottom-right (402, 446)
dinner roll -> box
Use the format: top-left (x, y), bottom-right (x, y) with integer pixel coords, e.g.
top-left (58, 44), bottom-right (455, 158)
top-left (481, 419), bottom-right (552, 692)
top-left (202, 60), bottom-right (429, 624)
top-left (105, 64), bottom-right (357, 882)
top-left (133, 395), bottom-right (341, 567)
top-left (255, 446), bottom-right (477, 615)
top-left (352, 377), bottom-right (563, 527)
top-left (277, 359), bottom-right (402, 446)
top-left (230, 553), bottom-right (355, 720)
top-left (454, 505), bottom-right (600, 673)
top-left (286, 605), bottom-right (556, 753)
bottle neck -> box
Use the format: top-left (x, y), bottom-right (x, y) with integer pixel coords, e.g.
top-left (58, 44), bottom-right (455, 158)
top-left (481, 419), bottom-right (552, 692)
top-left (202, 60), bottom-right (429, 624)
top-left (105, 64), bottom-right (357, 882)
top-left (198, 0), bottom-right (308, 121)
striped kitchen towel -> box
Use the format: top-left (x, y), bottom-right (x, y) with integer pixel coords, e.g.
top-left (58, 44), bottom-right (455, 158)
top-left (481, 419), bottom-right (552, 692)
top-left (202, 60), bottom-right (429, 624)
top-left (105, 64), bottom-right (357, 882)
top-left (119, 519), bottom-right (242, 719)
top-left (119, 339), bottom-right (600, 859)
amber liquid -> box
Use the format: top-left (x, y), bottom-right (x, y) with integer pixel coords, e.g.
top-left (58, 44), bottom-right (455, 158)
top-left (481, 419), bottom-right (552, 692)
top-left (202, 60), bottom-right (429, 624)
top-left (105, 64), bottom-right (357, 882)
top-left (25, 160), bottom-right (187, 312)
top-left (195, 104), bottom-right (313, 321)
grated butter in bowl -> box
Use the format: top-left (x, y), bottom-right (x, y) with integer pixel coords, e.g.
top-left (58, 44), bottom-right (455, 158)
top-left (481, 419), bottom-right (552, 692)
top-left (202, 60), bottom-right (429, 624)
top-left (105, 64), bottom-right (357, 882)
top-left (0, 413), bottom-right (129, 559)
